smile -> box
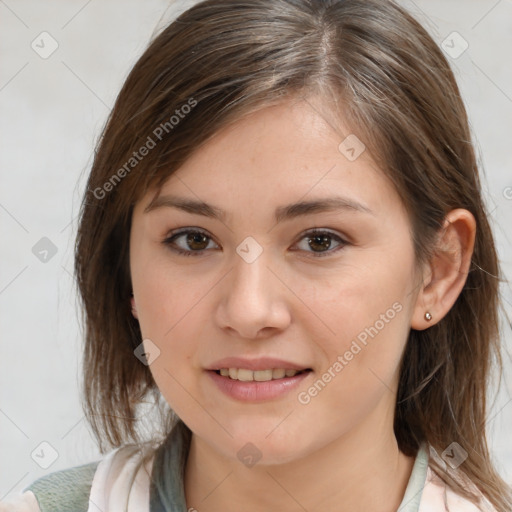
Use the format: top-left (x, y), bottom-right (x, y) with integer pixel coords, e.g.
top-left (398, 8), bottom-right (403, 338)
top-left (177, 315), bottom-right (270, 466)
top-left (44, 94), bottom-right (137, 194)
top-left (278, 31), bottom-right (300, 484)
top-left (216, 368), bottom-right (309, 381)
top-left (207, 368), bottom-right (312, 402)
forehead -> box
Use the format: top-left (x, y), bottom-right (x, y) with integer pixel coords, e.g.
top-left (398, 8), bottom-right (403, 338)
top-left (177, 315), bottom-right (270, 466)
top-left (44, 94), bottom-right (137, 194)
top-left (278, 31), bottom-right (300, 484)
top-left (137, 98), bottom-right (403, 222)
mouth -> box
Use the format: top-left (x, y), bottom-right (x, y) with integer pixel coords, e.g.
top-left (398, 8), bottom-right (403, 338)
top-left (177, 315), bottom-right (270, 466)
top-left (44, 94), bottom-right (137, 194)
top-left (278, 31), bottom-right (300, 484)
top-left (205, 357), bottom-right (313, 401)
top-left (212, 368), bottom-right (313, 382)
top-left (207, 367), bottom-right (313, 402)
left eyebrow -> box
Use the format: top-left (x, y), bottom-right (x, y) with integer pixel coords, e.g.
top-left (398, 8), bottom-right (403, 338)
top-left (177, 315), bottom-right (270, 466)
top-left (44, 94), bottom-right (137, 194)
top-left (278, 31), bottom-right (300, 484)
top-left (144, 194), bottom-right (375, 222)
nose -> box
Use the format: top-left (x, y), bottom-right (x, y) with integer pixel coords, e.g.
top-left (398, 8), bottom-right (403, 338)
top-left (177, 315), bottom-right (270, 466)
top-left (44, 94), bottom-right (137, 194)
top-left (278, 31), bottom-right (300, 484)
top-left (215, 249), bottom-right (291, 340)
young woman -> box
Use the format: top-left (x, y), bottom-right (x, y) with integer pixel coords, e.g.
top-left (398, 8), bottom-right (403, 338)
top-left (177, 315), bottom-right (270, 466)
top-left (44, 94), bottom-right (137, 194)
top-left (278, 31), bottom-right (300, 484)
top-left (2, 0), bottom-right (511, 510)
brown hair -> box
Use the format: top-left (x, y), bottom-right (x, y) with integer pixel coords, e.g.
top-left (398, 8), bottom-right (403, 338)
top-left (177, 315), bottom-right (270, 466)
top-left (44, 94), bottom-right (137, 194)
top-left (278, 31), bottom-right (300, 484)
top-left (74, 0), bottom-right (512, 509)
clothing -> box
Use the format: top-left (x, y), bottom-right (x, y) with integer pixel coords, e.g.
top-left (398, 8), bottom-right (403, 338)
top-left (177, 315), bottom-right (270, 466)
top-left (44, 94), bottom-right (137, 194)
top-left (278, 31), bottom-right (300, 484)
top-left (0, 424), bottom-right (498, 512)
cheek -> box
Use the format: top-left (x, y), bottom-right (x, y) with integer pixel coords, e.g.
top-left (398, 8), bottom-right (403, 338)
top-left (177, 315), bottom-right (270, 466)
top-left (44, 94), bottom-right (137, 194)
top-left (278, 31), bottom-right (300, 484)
top-left (130, 251), bottom-right (207, 385)
top-left (132, 249), bottom-right (207, 338)
top-left (312, 261), bottom-right (411, 351)
top-left (299, 243), bottom-right (414, 399)
top-left (134, 270), bottom-right (207, 420)
top-left (293, 300), bottom-right (410, 441)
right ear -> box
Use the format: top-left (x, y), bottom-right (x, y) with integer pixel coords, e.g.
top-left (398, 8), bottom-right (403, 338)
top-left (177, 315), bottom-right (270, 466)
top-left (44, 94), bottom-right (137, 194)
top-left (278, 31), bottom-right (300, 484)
top-left (130, 296), bottom-right (138, 319)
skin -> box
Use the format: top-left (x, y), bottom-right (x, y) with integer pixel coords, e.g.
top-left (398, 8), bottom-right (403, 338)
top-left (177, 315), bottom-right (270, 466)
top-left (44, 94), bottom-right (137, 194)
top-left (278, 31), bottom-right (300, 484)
top-left (129, 96), bottom-right (476, 512)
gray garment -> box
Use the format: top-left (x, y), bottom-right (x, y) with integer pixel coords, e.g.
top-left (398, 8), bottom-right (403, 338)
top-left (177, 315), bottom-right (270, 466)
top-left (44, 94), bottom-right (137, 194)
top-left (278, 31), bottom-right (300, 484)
top-left (149, 421), bottom-right (191, 512)
top-left (23, 460), bottom-right (99, 512)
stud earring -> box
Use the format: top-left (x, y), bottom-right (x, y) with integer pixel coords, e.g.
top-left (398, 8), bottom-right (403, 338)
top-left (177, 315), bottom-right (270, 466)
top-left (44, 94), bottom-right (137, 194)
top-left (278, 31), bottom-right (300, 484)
top-left (424, 312), bottom-right (432, 321)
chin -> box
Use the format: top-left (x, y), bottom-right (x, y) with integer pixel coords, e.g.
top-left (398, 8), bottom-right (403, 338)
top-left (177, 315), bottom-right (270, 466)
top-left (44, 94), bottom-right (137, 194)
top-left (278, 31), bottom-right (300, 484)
top-left (214, 425), bottom-right (318, 467)
top-left (227, 439), bottom-right (303, 467)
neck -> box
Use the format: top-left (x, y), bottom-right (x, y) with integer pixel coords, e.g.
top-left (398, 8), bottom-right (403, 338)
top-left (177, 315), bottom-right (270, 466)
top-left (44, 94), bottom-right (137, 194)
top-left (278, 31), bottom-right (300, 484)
top-left (183, 401), bottom-right (415, 512)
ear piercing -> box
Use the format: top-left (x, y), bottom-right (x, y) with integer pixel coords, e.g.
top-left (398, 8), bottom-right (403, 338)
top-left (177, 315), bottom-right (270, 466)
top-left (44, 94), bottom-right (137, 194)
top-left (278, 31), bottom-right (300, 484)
top-left (424, 312), bottom-right (432, 321)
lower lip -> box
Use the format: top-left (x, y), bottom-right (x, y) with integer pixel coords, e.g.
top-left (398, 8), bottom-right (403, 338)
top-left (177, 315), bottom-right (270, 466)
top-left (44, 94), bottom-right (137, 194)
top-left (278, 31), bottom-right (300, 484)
top-left (206, 370), bottom-right (311, 402)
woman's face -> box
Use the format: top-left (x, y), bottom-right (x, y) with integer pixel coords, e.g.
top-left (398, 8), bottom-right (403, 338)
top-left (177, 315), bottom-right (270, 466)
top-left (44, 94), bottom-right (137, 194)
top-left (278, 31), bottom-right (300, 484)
top-left (130, 97), bottom-right (424, 464)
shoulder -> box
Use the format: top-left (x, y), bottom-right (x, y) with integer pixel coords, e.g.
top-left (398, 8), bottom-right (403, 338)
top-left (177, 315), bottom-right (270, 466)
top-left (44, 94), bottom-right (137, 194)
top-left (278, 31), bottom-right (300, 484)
top-left (0, 460), bottom-right (100, 512)
top-left (0, 491), bottom-right (41, 512)
top-left (420, 466), bottom-right (498, 512)
top-left (0, 443), bottom-right (157, 512)
top-left (0, 460), bottom-right (99, 512)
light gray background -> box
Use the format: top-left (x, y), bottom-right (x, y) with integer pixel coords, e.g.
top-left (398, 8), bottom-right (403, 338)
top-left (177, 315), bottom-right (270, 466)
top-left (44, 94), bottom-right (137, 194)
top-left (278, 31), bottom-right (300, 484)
top-left (1, 0), bottom-right (511, 501)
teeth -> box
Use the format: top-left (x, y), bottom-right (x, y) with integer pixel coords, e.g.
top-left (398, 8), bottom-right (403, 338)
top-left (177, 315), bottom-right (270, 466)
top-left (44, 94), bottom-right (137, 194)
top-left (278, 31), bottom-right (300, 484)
top-left (217, 368), bottom-right (304, 381)
top-left (254, 369), bottom-right (273, 381)
top-left (237, 369), bottom-right (254, 381)
top-left (272, 368), bottom-right (286, 379)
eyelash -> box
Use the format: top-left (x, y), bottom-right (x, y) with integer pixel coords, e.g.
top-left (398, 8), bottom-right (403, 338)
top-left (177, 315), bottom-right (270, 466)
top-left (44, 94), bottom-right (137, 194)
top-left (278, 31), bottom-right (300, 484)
top-left (162, 228), bottom-right (348, 258)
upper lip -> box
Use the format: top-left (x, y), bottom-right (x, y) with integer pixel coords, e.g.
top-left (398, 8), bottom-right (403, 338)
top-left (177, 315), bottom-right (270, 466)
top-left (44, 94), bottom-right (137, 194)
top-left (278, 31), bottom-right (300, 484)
top-left (206, 357), bottom-right (311, 371)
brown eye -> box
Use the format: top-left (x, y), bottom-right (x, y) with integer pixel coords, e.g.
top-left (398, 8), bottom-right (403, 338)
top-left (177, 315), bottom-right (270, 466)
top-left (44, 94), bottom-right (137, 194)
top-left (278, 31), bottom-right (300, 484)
top-left (184, 232), bottom-right (209, 250)
top-left (163, 229), bottom-right (218, 256)
top-left (293, 229), bottom-right (348, 258)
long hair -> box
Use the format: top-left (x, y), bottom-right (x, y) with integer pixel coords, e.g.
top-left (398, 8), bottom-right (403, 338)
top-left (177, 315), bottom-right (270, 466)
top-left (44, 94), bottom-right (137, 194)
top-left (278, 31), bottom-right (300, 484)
top-left (74, 0), bottom-right (512, 509)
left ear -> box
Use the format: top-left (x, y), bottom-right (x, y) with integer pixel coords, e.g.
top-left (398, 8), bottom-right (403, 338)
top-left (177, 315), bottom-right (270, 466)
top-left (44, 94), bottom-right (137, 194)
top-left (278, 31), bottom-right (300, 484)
top-left (411, 208), bottom-right (476, 330)
top-left (130, 295), bottom-right (138, 319)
